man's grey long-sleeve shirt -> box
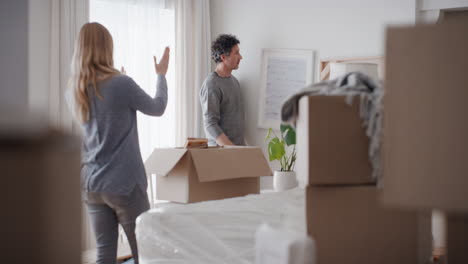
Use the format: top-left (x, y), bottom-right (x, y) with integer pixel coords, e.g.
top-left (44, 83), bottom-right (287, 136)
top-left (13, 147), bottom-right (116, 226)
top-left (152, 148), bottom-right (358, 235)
top-left (80, 74), bottom-right (167, 195)
top-left (199, 72), bottom-right (245, 146)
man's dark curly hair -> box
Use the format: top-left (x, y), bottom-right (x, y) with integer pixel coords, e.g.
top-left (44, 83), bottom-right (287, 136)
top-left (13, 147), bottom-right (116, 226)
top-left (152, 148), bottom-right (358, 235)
top-left (211, 34), bottom-right (240, 63)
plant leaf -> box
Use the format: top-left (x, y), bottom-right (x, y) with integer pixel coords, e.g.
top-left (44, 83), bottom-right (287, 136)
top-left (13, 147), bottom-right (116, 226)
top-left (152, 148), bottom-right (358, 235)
top-left (268, 137), bottom-right (285, 161)
top-left (281, 124), bottom-right (296, 146)
top-left (280, 124), bottom-right (288, 136)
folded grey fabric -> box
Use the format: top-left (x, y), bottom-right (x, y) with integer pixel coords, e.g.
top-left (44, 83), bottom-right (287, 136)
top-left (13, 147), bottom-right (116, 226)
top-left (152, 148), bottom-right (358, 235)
top-left (281, 72), bottom-right (384, 183)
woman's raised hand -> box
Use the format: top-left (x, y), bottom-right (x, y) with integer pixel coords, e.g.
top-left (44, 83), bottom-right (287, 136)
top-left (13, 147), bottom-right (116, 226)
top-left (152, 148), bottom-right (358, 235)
top-left (154, 47), bottom-right (170, 76)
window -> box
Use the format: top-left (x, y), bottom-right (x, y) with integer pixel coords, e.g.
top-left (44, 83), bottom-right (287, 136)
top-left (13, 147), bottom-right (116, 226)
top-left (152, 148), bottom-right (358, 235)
top-left (90, 0), bottom-right (176, 161)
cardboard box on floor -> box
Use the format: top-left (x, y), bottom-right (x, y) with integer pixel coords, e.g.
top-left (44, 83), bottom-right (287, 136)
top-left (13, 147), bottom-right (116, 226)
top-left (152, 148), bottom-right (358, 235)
top-left (296, 95), bottom-right (373, 186)
top-left (306, 185), bottom-right (420, 264)
top-left (145, 146), bottom-right (272, 203)
top-left (383, 20), bottom-right (468, 212)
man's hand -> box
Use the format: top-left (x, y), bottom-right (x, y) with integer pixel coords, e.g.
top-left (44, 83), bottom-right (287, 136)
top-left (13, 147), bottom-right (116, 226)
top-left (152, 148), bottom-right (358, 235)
top-left (154, 47), bottom-right (170, 75)
top-left (216, 133), bottom-right (235, 146)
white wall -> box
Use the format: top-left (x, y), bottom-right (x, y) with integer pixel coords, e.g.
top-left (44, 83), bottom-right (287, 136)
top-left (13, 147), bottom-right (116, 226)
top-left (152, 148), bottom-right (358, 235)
top-left (0, 0), bottom-right (29, 110)
top-left (0, 0), bottom-right (51, 114)
top-left (416, 0), bottom-right (468, 23)
top-left (210, 0), bottom-right (416, 155)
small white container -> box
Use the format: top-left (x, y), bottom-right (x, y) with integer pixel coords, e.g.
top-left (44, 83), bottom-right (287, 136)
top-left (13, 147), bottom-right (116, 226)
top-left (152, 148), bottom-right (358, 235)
top-left (273, 171), bottom-right (298, 191)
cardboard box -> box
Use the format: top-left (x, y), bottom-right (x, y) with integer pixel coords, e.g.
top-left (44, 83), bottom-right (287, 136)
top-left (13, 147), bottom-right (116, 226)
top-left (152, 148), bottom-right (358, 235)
top-left (296, 95), bottom-right (373, 186)
top-left (1, 129), bottom-right (82, 264)
top-left (447, 213), bottom-right (468, 263)
top-left (383, 21), bottom-right (468, 211)
top-left (306, 185), bottom-right (419, 264)
top-left (145, 146), bottom-right (272, 203)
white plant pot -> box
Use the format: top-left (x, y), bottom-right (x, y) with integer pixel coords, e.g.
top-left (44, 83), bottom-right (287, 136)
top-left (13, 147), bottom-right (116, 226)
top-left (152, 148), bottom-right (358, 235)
top-left (273, 171), bottom-right (298, 191)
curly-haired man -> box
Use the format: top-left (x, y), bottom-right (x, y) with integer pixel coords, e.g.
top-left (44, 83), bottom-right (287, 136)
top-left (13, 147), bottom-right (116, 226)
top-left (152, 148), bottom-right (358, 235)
top-left (199, 34), bottom-right (244, 146)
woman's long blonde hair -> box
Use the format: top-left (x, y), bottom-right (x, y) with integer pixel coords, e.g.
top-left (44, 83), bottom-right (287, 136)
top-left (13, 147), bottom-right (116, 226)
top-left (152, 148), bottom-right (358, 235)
top-left (68, 22), bottom-right (119, 123)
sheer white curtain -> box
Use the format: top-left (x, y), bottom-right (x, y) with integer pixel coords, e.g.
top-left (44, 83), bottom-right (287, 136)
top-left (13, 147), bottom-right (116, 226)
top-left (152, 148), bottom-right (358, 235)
top-left (89, 0), bottom-right (211, 171)
top-left (49, 0), bottom-right (88, 132)
top-left (90, 0), bottom-right (177, 161)
top-left (173, 0), bottom-right (212, 144)
top-left (90, 0), bottom-right (211, 205)
top-left (49, 0), bottom-right (91, 252)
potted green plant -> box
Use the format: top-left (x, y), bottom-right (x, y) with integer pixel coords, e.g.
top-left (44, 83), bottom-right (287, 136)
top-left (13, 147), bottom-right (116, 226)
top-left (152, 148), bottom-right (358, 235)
top-left (265, 124), bottom-right (298, 191)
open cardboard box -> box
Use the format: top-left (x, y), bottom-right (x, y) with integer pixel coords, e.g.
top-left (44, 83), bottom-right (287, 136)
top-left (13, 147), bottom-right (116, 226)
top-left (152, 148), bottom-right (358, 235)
top-left (145, 146), bottom-right (272, 203)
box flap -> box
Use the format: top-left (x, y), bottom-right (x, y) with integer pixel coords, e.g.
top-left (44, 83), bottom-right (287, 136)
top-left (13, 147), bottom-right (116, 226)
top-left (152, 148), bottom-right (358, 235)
top-left (189, 147), bottom-right (272, 182)
top-left (145, 148), bottom-right (188, 176)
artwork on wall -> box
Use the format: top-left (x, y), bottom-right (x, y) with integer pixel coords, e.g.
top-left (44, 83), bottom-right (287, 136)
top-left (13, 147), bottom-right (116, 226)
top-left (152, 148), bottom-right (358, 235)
top-left (319, 56), bottom-right (384, 81)
top-left (258, 49), bottom-right (316, 129)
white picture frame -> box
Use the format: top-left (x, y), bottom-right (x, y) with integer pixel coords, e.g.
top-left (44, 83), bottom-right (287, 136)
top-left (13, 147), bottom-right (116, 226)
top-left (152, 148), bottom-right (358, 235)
top-left (258, 49), bottom-right (316, 129)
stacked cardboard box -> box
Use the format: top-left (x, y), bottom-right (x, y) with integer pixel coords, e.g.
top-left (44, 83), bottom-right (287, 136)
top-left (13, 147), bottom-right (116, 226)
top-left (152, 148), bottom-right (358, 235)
top-left (296, 95), bottom-right (423, 264)
top-left (383, 20), bottom-right (468, 263)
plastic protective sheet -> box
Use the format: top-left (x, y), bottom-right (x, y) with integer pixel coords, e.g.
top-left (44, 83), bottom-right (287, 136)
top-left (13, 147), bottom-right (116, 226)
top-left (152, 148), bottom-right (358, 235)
top-left (136, 188), bottom-right (305, 264)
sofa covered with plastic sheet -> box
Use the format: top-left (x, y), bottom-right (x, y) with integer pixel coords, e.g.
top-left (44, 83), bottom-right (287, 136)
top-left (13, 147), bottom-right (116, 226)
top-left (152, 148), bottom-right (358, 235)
top-left (136, 188), bottom-right (305, 264)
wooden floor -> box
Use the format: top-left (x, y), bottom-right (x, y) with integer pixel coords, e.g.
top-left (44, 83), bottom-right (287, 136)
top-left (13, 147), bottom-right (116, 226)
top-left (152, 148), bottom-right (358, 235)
top-left (82, 242), bottom-right (132, 264)
top-left (432, 247), bottom-right (447, 264)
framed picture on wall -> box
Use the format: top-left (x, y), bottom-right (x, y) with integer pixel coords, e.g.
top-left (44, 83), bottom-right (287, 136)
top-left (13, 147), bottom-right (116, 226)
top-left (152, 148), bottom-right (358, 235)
top-left (319, 56), bottom-right (384, 81)
top-left (258, 49), bottom-right (316, 129)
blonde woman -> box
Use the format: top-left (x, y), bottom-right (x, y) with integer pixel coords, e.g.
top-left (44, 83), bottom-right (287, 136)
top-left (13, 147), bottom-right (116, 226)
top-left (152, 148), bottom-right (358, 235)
top-left (68, 22), bottom-right (169, 264)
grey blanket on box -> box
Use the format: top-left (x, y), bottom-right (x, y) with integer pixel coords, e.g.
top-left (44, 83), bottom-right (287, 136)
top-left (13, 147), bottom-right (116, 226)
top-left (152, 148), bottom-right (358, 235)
top-left (281, 72), bottom-right (384, 184)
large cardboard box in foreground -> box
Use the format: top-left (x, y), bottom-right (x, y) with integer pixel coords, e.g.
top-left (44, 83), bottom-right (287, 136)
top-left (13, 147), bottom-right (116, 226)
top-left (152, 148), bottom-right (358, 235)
top-left (1, 128), bottom-right (82, 264)
top-left (383, 21), bottom-right (468, 211)
top-left (145, 146), bottom-right (272, 203)
top-left (296, 95), bottom-right (373, 185)
top-left (446, 213), bottom-right (468, 263)
top-left (306, 186), bottom-right (419, 264)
